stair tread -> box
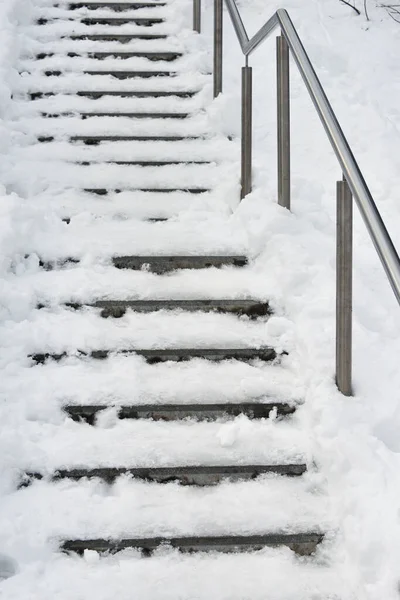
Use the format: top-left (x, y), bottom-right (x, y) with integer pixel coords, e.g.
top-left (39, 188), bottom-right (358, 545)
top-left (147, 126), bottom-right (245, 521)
top-left (12, 139), bottom-right (237, 162)
top-left (13, 475), bottom-right (325, 539)
top-left (15, 415), bottom-right (308, 469)
top-left (17, 345), bottom-right (299, 408)
top-left (0, 549), bottom-right (353, 599)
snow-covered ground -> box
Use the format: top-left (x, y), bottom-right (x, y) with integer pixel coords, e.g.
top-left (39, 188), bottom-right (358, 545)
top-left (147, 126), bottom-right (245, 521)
top-left (216, 3), bottom-right (400, 600)
top-left (1, 0), bottom-right (400, 599)
top-left (211, 1), bottom-right (400, 598)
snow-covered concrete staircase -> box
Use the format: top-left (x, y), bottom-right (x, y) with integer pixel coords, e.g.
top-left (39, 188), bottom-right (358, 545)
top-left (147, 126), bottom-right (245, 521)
top-left (0, 1), bottom-right (352, 598)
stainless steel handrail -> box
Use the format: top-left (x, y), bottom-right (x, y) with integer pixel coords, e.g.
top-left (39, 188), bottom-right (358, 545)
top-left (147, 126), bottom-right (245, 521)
top-left (222, 3), bottom-right (400, 302)
top-left (278, 9), bottom-right (400, 304)
top-left (194, 0), bottom-right (400, 395)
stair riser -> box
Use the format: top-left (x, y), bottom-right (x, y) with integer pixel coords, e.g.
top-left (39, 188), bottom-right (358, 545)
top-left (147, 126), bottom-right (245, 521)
top-left (79, 113), bottom-right (189, 119)
top-left (30, 348), bottom-right (277, 364)
top-left (81, 18), bottom-right (164, 25)
top-left (61, 534), bottom-right (324, 556)
top-left (83, 188), bottom-right (209, 195)
top-left (38, 255), bottom-right (248, 272)
top-left (36, 52), bottom-right (182, 61)
top-left (63, 299), bottom-right (271, 318)
top-left (30, 91), bottom-right (195, 99)
top-left (112, 256), bottom-right (248, 272)
top-left (64, 403), bottom-right (295, 423)
top-left (65, 2), bottom-right (167, 9)
top-left (40, 113), bottom-right (189, 119)
top-left (75, 161), bottom-right (210, 166)
top-left (41, 71), bottom-right (174, 79)
top-left (25, 465), bottom-right (306, 486)
top-left (37, 18), bottom-right (164, 25)
top-left (69, 34), bottom-right (168, 40)
top-left (38, 136), bottom-right (200, 143)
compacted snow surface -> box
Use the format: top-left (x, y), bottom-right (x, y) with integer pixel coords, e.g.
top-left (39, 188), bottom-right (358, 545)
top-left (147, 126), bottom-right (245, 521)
top-left (1, 0), bottom-right (400, 598)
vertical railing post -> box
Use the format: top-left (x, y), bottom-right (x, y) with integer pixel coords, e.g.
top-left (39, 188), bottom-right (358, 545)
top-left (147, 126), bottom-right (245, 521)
top-left (193, 0), bottom-right (201, 33)
top-left (241, 61), bottom-right (252, 200)
top-left (213, 0), bottom-right (223, 97)
top-left (276, 35), bottom-right (291, 210)
top-left (336, 176), bottom-right (353, 396)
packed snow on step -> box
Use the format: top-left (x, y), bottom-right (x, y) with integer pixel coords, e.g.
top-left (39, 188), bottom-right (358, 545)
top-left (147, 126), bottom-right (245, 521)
top-left (1, 0), bottom-right (400, 599)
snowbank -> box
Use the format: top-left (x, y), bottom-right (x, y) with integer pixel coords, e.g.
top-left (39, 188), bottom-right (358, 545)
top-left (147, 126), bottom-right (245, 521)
top-left (201, 1), bottom-right (400, 598)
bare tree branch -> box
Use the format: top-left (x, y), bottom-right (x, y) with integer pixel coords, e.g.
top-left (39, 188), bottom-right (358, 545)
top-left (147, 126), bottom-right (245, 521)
top-left (364, 0), bottom-right (370, 19)
top-left (340, 0), bottom-right (361, 14)
top-left (387, 9), bottom-right (400, 21)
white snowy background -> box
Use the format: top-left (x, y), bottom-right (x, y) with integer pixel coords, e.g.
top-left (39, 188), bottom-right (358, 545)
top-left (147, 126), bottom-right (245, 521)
top-left (0, 0), bottom-right (400, 598)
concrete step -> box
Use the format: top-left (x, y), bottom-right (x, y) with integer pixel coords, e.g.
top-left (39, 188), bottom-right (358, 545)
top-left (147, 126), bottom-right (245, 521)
top-left (76, 160), bottom-right (211, 166)
top-left (61, 533), bottom-right (324, 556)
top-left (78, 90), bottom-right (197, 98)
top-left (82, 188), bottom-right (210, 195)
top-left (26, 463), bottom-right (307, 485)
top-left (68, 33), bottom-right (168, 41)
top-left (112, 255), bottom-right (248, 272)
top-left (38, 255), bottom-right (247, 272)
top-left (41, 112), bottom-right (190, 118)
top-left (74, 135), bottom-right (201, 142)
top-left (64, 402), bottom-right (296, 423)
top-left (37, 17), bottom-right (164, 25)
top-left (88, 51), bottom-right (182, 60)
top-left (41, 71), bottom-right (174, 79)
top-left (66, 2), bottom-right (167, 9)
top-left (37, 135), bottom-right (202, 143)
top-left (30, 347), bottom-right (277, 364)
top-left (61, 215), bottom-right (168, 223)
top-left (83, 70), bottom-right (173, 78)
top-left (30, 90), bottom-right (197, 99)
top-left (80, 17), bottom-right (164, 25)
top-left (74, 298), bottom-right (271, 318)
top-left (36, 51), bottom-right (182, 61)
